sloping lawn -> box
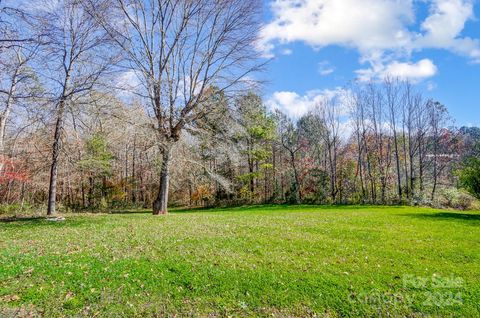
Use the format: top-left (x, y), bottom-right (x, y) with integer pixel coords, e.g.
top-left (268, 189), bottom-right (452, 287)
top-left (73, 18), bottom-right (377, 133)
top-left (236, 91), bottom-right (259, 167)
top-left (1, 205), bottom-right (479, 317)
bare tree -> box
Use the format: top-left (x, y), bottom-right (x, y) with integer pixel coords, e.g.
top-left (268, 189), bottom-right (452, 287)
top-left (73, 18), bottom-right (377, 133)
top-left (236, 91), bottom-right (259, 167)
top-left (87, 0), bottom-right (263, 214)
top-left (416, 99), bottom-right (430, 195)
top-left (403, 83), bottom-right (424, 199)
top-left (0, 4), bottom-right (40, 174)
top-left (350, 90), bottom-right (367, 201)
top-left (364, 83), bottom-right (390, 203)
top-left (385, 77), bottom-right (403, 202)
top-left (316, 98), bottom-right (342, 203)
top-left (359, 88), bottom-right (376, 202)
top-left (0, 46), bottom-right (39, 171)
top-left (30, 0), bottom-right (117, 215)
top-left (276, 111), bottom-right (302, 203)
top-left (1, 4), bottom-right (26, 49)
top-left (427, 100), bottom-right (450, 201)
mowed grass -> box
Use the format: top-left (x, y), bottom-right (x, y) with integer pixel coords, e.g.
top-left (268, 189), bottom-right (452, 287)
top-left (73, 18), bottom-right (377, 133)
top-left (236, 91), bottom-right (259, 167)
top-left (1, 205), bottom-right (479, 317)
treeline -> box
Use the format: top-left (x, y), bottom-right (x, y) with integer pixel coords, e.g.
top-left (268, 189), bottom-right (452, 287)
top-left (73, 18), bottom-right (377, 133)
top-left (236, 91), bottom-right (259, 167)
top-left (170, 81), bottom-right (478, 208)
top-left (1, 81), bottom-right (479, 212)
top-left (1, 1), bottom-right (479, 214)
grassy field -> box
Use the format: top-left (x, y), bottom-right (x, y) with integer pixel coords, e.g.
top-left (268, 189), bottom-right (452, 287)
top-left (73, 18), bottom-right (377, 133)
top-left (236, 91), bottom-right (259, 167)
top-left (1, 205), bottom-right (479, 317)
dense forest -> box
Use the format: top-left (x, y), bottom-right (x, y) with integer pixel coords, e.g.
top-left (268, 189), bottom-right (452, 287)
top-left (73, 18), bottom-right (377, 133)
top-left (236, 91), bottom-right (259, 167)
top-left (1, 0), bottom-right (479, 215)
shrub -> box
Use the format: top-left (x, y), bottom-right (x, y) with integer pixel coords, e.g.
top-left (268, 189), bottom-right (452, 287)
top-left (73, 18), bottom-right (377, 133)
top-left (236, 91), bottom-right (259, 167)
top-left (438, 188), bottom-right (478, 210)
top-left (456, 192), bottom-right (476, 210)
top-left (412, 194), bottom-right (433, 208)
top-left (0, 203), bottom-right (39, 217)
top-left (457, 146), bottom-right (480, 199)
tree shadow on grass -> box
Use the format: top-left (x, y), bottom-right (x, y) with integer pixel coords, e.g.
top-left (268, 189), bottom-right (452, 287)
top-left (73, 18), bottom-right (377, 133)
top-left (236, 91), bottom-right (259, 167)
top-left (110, 209), bottom-right (151, 214)
top-left (171, 204), bottom-right (413, 214)
top-left (110, 207), bottom-right (222, 214)
top-left (111, 204), bottom-right (400, 215)
top-left (0, 216), bottom-right (103, 228)
top-left (403, 212), bottom-right (480, 224)
top-left (109, 204), bottom-right (415, 215)
top-left (0, 216), bottom-right (45, 223)
top-left (109, 205), bottom-right (274, 214)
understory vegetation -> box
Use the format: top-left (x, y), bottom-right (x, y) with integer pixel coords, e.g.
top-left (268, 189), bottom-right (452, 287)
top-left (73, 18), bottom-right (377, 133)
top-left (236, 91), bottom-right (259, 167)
top-left (1, 85), bottom-right (480, 215)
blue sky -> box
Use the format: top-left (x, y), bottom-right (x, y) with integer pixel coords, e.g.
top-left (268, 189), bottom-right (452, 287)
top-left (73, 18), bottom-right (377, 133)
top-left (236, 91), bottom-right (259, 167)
top-left (260, 0), bottom-right (480, 127)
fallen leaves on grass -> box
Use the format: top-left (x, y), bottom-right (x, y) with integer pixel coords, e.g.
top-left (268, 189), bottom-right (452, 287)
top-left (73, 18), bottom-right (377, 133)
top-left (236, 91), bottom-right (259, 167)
top-left (1, 294), bottom-right (20, 302)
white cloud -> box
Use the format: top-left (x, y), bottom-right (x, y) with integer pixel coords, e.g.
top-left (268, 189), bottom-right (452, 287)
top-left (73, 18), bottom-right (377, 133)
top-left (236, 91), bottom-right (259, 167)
top-left (318, 61), bottom-right (335, 76)
top-left (265, 88), bottom-right (348, 119)
top-left (115, 70), bottom-right (142, 100)
top-left (259, 0), bottom-right (480, 75)
top-left (259, 0), bottom-right (413, 55)
top-left (356, 59), bottom-right (438, 82)
top-left (416, 0), bottom-right (473, 47)
top-left (266, 88), bottom-right (355, 140)
top-left (385, 59), bottom-right (437, 79)
top-left (426, 81), bottom-right (438, 91)
top-left (117, 70), bottom-right (141, 89)
top-left (338, 119), bottom-right (355, 141)
top-left (414, 0), bottom-right (480, 62)
top-left (266, 91), bottom-right (314, 119)
top-left (16, 0), bottom-right (61, 13)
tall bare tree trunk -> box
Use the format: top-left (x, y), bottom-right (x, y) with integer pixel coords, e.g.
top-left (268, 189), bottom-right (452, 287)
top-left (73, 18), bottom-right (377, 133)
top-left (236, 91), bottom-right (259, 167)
top-left (20, 182), bottom-right (26, 212)
top-left (47, 99), bottom-right (66, 216)
top-left (88, 175), bottom-right (94, 208)
top-left (81, 178), bottom-right (86, 208)
top-left (356, 135), bottom-right (366, 202)
top-left (419, 139), bottom-right (425, 194)
top-left (407, 123), bottom-right (415, 199)
top-left (431, 142), bottom-right (438, 201)
top-left (131, 137), bottom-right (136, 203)
top-left (390, 124), bottom-right (402, 202)
top-left (0, 113), bottom-right (10, 173)
top-left (328, 145), bottom-right (336, 202)
top-left (0, 78), bottom-right (17, 173)
top-left (0, 104), bottom-right (12, 155)
top-left (272, 143), bottom-right (277, 200)
top-left (124, 143), bottom-right (128, 202)
top-left (401, 129), bottom-right (410, 200)
top-left (248, 155), bottom-right (254, 193)
top-left (153, 146), bottom-right (172, 215)
top-left (363, 137), bottom-right (375, 203)
top-left (290, 151), bottom-right (301, 204)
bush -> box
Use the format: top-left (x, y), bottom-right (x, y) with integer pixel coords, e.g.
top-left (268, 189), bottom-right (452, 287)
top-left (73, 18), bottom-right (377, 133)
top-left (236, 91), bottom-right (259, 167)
top-left (457, 147), bottom-right (480, 199)
top-left (438, 188), bottom-right (478, 210)
top-left (412, 194), bottom-right (433, 208)
top-left (457, 192), bottom-right (476, 210)
top-left (0, 203), bottom-right (39, 217)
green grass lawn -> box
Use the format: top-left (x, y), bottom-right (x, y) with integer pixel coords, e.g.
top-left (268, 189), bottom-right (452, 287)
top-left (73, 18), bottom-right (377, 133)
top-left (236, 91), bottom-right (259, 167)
top-left (1, 205), bottom-right (479, 317)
